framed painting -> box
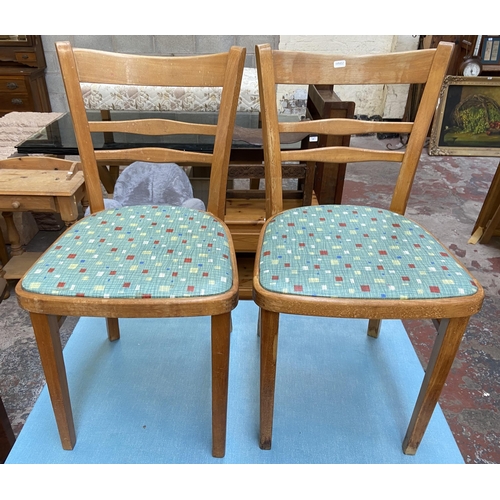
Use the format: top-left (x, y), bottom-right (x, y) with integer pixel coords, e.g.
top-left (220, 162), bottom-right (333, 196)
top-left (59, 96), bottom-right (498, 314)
top-left (429, 76), bottom-right (500, 157)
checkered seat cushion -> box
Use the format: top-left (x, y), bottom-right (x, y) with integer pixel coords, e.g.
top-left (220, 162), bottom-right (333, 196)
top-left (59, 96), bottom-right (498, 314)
top-left (258, 205), bottom-right (478, 300)
top-left (22, 205), bottom-right (233, 299)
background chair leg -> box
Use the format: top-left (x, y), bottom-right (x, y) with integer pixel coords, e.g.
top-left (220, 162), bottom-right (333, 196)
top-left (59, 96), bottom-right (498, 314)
top-left (30, 312), bottom-right (76, 450)
top-left (0, 394), bottom-right (15, 463)
top-left (367, 319), bottom-right (382, 338)
top-left (106, 317), bottom-right (120, 341)
top-left (403, 316), bottom-right (469, 455)
top-left (259, 309), bottom-right (280, 450)
top-left (211, 312), bottom-right (231, 458)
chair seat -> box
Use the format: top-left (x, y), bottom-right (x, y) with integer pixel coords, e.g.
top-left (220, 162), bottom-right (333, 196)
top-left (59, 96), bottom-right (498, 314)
top-left (22, 205), bottom-right (233, 299)
top-left (258, 205), bottom-right (478, 300)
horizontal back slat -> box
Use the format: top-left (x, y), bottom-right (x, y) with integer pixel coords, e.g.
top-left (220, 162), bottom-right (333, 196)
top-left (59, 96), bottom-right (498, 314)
top-left (73, 48), bottom-right (229, 87)
top-left (94, 148), bottom-right (214, 166)
top-left (279, 118), bottom-right (413, 136)
top-left (89, 119), bottom-right (218, 136)
top-left (281, 147), bottom-right (405, 164)
top-left (273, 49), bottom-right (437, 85)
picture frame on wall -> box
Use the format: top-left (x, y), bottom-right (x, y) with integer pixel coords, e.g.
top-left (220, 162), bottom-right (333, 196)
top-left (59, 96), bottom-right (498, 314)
top-left (429, 75), bottom-right (500, 157)
top-left (481, 36), bottom-right (500, 65)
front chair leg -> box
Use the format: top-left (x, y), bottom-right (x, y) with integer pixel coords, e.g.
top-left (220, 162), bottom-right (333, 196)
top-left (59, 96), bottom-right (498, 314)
top-left (211, 312), bottom-right (231, 458)
top-left (30, 312), bottom-right (76, 450)
top-left (259, 309), bottom-right (280, 450)
top-left (403, 316), bottom-right (469, 454)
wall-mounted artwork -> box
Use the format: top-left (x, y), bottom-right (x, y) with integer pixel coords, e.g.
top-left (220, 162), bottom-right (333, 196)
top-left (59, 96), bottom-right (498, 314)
top-left (429, 76), bottom-right (500, 157)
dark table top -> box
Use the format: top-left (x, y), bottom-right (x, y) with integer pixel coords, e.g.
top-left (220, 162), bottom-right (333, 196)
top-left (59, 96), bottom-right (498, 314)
top-left (16, 110), bottom-right (305, 159)
top-left (15, 110), bottom-right (261, 157)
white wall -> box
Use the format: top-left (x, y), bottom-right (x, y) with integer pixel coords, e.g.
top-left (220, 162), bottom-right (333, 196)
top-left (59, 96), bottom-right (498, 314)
top-left (277, 35), bottom-right (420, 118)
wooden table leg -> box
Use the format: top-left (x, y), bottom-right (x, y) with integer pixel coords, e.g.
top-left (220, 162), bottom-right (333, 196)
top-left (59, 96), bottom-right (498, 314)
top-left (0, 231), bottom-right (10, 297)
top-left (57, 196), bottom-right (80, 227)
top-left (0, 222), bottom-right (9, 268)
top-left (97, 165), bottom-right (116, 194)
top-left (1, 212), bottom-right (23, 256)
top-left (0, 222), bottom-right (9, 290)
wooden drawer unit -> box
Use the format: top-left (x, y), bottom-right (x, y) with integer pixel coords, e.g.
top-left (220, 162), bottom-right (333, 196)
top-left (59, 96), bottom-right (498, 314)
top-left (0, 93), bottom-right (32, 112)
top-left (15, 52), bottom-right (38, 66)
top-left (0, 35), bottom-right (51, 116)
top-left (0, 194), bottom-right (57, 212)
top-left (0, 76), bottom-right (29, 93)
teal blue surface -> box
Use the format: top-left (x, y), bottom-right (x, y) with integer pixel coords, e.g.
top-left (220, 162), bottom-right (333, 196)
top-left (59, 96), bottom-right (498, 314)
top-left (7, 301), bottom-right (463, 463)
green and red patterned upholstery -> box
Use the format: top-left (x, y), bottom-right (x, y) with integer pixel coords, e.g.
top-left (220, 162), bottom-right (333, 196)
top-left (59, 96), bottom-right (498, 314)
top-left (258, 205), bottom-right (478, 300)
top-left (22, 205), bottom-right (233, 299)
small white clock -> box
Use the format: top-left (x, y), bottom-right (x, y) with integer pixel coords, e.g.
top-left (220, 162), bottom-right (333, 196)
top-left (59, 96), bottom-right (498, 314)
top-left (460, 57), bottom-right (482, 77)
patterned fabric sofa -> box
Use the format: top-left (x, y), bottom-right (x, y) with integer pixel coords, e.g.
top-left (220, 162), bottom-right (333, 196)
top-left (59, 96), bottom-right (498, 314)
top-left (81, 67), bottom-right (261, 113)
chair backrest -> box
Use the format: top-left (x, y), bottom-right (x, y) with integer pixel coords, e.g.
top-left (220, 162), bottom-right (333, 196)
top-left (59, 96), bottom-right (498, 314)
top-left (56, 42), bottom-right (246, 219)
top-left (255, 42), bottom-right (454, 218)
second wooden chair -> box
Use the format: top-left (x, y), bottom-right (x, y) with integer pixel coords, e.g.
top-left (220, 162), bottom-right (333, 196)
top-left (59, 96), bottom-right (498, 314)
top-left (253, 41), bottom-right (484, 455)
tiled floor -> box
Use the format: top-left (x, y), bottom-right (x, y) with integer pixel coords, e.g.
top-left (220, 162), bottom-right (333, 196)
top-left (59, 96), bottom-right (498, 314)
top-left (0, 135), bottom-right (499, 463)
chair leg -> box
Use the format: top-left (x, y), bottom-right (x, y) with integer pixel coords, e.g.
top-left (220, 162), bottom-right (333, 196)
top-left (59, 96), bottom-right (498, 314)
top-left (30, 312), bottom-right (76, 450)
top-left (403, 316), bottom-right (469, 455)
top-left (211, 312), bottom-right (231, 458)
top-left (259, 309), bottom-right (280, 450)
top-left (0, 394), bottom-right (15, 464)
top-left (257, 307), bottom-right (261, 337)
top-left (106, 317), bottom-right (120, 341)
top-left (367, 319), bottom-right (382, 338)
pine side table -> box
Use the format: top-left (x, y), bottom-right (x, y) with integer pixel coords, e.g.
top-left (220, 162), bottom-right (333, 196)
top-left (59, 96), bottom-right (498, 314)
top-left (0, 157), bottom-right (86, 280)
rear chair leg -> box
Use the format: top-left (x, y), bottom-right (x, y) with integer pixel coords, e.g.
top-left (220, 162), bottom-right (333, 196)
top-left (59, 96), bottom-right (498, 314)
top-left (367, 319), bottom-right (382, 338)
top-left (257, 308), bottom-right (261, 337)
top-left (106, 317), bottom-right (120, 341)
top-left (403, 316), bottom-right (469, 454)
top-left (211, 312), bottom-right (231, 458)
top-left (260, 309), bottom-right (280, 450)
top-left (30, 312), bottom-right (76, 450)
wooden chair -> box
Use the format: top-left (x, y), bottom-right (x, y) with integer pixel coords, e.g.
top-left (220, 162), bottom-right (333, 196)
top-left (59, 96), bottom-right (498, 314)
top-left (254, 42), bottom-right (484, 455)
top-left (15, 42), bottom-right (246, 458)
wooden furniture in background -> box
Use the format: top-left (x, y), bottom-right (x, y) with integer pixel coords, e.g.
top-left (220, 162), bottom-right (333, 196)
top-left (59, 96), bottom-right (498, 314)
top-left (306, 84), bottom-right (355, 204)
top-left (422, 36), bottom-right (476, 76)
top-left (0, 390), bottom-right (15, 464)
top-left (0, 35), bottom-right (51, 116)
top-left (16, 42), bottom-right (245, 458)
top-left (0, 156), bottom-right (86, 280)
top-left (253, 41), bottom-right (483, 455)
top-left (469, 161), bottom-right (500, 244)
top-left (0, 276), bottom-right (15, 464)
